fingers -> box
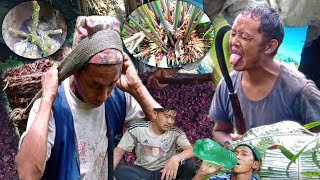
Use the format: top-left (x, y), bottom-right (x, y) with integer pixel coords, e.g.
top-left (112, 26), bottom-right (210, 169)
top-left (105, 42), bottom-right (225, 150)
top-left (41, 67), bottom-right (59, 102)
top-left (230, 133), bottom-right (242, 141)
top-left (161, 169), bottom-right (176, 180)
top-left (122, 52), bottom-right (130, 63)
top-left (147, 74), bottom-right (154, 87)
top-left (172, 168), bottom-right (177, 180)
top-left (147, 75), bottom-right (168, 89)
top-left (161, 169), bottom-right (166, 180)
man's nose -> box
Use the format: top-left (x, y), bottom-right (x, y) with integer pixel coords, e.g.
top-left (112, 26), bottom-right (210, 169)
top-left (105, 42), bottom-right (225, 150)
top-left (230, 35), bottom-right (240, 47)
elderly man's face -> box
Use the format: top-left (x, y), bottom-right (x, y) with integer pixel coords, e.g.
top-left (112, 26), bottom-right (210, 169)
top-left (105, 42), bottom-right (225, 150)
top-left (74, 63), bottom-right (121, 108)
top-left (232, 146), bottom-right (260, 174)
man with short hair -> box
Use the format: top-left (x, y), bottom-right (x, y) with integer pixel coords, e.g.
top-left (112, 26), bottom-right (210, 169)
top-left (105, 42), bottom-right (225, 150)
top-left (210, 5), bottom-right (320, 145)
top-left (15, 16), bottom-right (161, 180)
top-left (147, 6), bottom-right (320, 144)
top-left (193, 144), bottom-right (261, 180)
top-left (114, 107), bottom-right (196, 180)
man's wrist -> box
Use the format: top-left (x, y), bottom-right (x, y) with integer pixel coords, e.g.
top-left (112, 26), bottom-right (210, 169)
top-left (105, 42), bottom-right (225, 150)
top-left (175, 154), bottom-right (185, 165)
top-left (41, 95), bottom-right (55, 105)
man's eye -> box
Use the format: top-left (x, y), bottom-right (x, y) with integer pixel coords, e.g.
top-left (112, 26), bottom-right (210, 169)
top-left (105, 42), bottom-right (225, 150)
top-left (241, 35), bottom-right (251, 41)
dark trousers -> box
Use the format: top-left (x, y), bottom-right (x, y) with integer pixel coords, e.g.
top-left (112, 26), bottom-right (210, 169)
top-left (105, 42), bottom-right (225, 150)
top-left (114, 159), bottom-right (196, 180)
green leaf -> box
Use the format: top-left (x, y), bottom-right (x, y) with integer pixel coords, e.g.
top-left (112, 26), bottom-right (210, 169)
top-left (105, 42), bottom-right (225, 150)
top-left (302, 171), bottom-right (320, 177)
top-left (303, 121), bottom-right (320, 130)
top-left (173, 0), bottom-right (181, 32)
top-left (204, 33), bottom-right (214, 38)
top-left (312, 150), bottom-right (320, 169)
top-left (136, 8), bottom-right (164, 46)
top-left (184, 6), bottom-right (199, 41)
top-left (153, 1), bottom-right (174, 46)
top-left (279, 145), bottom-right (294, 160)
top-left (286, 135), bottom-right (320, 173)
top-left (127, 15), bottom-right (167, 53)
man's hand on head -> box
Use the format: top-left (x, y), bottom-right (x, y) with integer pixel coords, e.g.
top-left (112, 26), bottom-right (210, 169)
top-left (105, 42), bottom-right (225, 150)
top-left (41, 67), bottom-right (59, 103)
top-left (160, 155), bottom-right (180, 180)
top-left (117, 53), bottom-right (143, 94)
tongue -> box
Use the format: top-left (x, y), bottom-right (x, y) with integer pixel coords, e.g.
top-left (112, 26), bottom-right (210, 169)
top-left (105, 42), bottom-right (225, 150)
top-left (230, 53), bottom-right (242, 66)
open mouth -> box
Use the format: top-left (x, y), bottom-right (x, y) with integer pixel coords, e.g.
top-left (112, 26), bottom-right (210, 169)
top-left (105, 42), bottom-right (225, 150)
top-left (230, 49), bottom-right (243, 66)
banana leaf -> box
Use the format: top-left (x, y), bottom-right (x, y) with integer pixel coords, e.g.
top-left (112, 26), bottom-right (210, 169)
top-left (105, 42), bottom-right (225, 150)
top-left (230, 121), bottom-right (320, 179)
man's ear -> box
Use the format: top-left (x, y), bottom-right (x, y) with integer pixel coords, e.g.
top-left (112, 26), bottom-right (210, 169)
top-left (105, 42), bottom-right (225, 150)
top-left (252, 160), bottom-right (260, 170)
top-left (264, 39), bottom-right (279, 55)
top-left (151, 111), bottom-right (158, 121)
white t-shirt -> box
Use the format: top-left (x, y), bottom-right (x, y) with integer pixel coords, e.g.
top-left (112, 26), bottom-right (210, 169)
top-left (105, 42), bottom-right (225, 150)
top-left (117, 122), bottom-right (191, 171)
top-left (19, 78), bottom-right (145, 179)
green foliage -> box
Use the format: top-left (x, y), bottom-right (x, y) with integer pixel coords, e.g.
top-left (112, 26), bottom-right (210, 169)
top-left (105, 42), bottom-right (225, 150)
top-left (279, 145), bottom-right (294, 160)
top-left (286, 134), bottom-right (320, 174)
top-left (304, 121), bottom-right (320, 130)
top-left (0, 55), bottom-right (24, 74)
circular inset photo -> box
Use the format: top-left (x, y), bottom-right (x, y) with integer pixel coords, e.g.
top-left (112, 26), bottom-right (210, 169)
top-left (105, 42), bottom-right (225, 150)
top-left (122, 0), bottom-right (214, 68)
top-left (2, 1), bottom-right (67, 59)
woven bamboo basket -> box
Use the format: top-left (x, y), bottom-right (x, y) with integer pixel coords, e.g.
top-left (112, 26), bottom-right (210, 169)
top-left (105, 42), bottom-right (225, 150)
top-left (3, 59), bottom-right (53, 135)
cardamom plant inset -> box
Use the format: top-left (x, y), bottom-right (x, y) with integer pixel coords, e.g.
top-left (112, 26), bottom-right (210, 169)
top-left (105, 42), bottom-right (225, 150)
top-left (122, 0), bottom-right (214, 68)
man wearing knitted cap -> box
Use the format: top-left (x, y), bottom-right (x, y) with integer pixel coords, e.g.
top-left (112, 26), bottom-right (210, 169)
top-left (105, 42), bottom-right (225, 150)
top-left (15, 16), bottom-right (161, 180)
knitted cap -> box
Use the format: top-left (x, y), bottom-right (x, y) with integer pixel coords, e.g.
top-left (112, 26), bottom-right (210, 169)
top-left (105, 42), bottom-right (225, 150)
top-left (72, 16), bottom-right (123, 65)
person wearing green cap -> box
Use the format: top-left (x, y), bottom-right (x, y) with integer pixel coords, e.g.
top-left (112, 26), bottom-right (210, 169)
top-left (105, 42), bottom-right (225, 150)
top-left (193, 144), bottom-right (261, 180)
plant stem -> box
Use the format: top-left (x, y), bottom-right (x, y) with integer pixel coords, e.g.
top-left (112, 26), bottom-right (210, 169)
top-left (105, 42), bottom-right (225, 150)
top-left (166, 0), bottom-right (170, 23)
top-left (153, 1), bottom-right (174, 47)
top-left (185, 11), bottom-right (204, 41)
top-left (184, 6), bottom-right (199, 42)
top-left (141, 4), bottom-right (158, 29)
top-left (31, 1), bottom-right (40, 43)
top-left (123, 32), bottom-right (142, 44)
top-left (136, 8), bottom-right (165, 46)
top-left (160, 0), bottom-right (167, 16)
top-left (128, 15), bottom-right (167, 53)
top-left (124, 22), bottom-right (137, 35)
top-left (129, 33), bottom-right (146, 53)
top-left (174, 0), bottom-right (181, 33)
top-left (9, 28), bottom-right (29, 38)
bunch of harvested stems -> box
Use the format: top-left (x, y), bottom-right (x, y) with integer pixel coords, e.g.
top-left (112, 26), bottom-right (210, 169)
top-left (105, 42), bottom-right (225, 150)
top-left (122, 0), bottom-right (214, 68)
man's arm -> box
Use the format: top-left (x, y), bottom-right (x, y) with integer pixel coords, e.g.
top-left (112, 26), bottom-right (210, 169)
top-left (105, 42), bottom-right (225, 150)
top-left (113, 147), bottom-right (127, 169)
top-left (117, 54), bottom-right (162, 121)
top-left (212, 121), bottom-right (241, 145)
top-left (161, 128), bottom-right (196, 180)
top-left (15, 68), bottom-right (58, 179)
top-left (294, 82), bottom-right (320, 133)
